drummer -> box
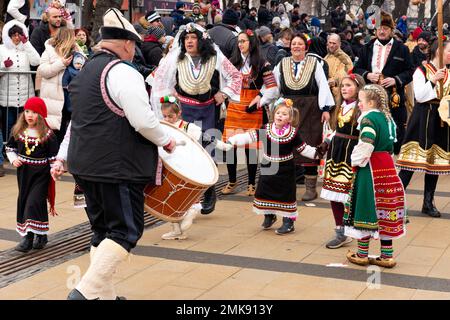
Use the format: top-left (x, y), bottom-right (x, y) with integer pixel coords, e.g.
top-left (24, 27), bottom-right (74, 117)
top-left (51, 8), bottom-right (176, 300)
top-left (397, 39), bottom-right (450, 218)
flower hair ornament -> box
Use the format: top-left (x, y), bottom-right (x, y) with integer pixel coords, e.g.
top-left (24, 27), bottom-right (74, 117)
top-left (274, 97), bottom-right (294, 108)
top-left (182, 22), bottom-right (210, 40)
top-left (160, 95), bottom-right (179, 106)
top-left (347, 70), bottom-right (360, 86)
top-left (245, 29), bottom-right (254, 37)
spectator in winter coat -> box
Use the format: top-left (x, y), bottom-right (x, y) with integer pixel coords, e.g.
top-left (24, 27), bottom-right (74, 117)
top-left (142, 26), bottom-right (166, 72)
top-left (411, 31), bottom-right (433, 69)
top-left (257, 26), bottom-right (277, 67)
top-left (239, 7), bottom-right (258, 31)
top-left (258, 0), bottom-right (273, 27)
top-left (208, 9), bottom-right (239, 59)
top-left (331, 6), bottom-right (346, 32)
top-left (396, 15), bottom-right (408, 37)
top-left (30, 6), bottom-right (62, 56)
top-left (0, 19), bottom-right (40, 140)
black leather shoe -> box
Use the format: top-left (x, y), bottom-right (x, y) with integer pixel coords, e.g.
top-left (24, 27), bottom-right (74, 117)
top-left (33, 234), bottom-right (48, 249)
top-left (422, 191), bottom-right (441, 218)
top-left (201, 186), bottom-right (216, 215)
top-left (67, 288), bottom-right (126, 300)
top-left (275, 217), bottom-right (295, 235)
top-left (15, 233), bottom-right (34, 252)
top-left (261, 214), bottom-right (277, 229)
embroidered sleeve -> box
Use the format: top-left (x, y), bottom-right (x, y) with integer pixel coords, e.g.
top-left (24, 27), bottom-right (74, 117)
top-left (260, 64), bottom-right (281, 107)
top-left (46, 131), bottom-right (59, 163)
top-left (6, 135), bottom-right (18, 163)
top-left (359, 118), bottom-right (376, 145)
top-left (294, 130), bottom-right (317, 159)
top-left (217, 51), bottom-right (242, 102)
top-left (262, 64), bottom-right (277, 89)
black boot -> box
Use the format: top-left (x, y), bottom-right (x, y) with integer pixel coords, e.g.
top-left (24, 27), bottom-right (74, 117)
top-left (67, 288), bottom-right (126, 300)
top-left (33, 234), bottom-right (48, 249)
top-left (422, 191), bottom-right (441, 217)
top-left (15, 232), bottom-right (34, 252)
top-left (201, 186), bottom-right (216, 215)
top-left (261, 214), bottom-right (277, 229)
top-left (275, 217), bottom-right (295, 235)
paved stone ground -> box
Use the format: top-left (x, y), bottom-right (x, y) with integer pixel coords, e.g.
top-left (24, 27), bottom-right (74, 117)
top-left (1, 161), bottom-right (450, 300)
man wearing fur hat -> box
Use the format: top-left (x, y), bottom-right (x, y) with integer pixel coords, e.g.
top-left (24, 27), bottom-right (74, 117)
top-left (63, 8), bottom-right (175, 300)
top-left (353, 11), bottom-right (414, 154)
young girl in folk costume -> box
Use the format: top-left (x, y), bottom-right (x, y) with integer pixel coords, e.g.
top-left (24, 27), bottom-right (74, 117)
top-left (225, 98), bottom-right (320, 235)
top-left (344, 84), bottom-right (406, 268)
top-left (222, 29), bottom-right (278, 196)
top-left (320, 73), bottom-right (366, 249)
top-left (160, 96), bottom-right (230, 240)
top-left (6, 97), bottom-right (59, 252)
top-left (397, 39), bottom-right (450, 218)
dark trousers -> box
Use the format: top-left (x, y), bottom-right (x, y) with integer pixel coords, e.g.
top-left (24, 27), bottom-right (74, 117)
top-left (398, 170), bottom-right (439, 194)
top-left (74, 176), bottom-right (146, 252)
top-left (226, 148), bottom-right (258, 185)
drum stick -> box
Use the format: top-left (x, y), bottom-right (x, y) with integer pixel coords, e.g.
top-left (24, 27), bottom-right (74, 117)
top-left (176, 140), bottom-right (187, 146)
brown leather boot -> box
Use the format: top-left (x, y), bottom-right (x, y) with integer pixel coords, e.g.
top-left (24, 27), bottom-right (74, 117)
top-left (301, 175), bottom-right (318, 201)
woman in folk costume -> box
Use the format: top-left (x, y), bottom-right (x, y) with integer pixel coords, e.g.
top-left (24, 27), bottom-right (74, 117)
top-left (6, 97), bottom-right (59, 252)
top-left (223, 98), bottom-right (321, 235)
top-left (221, 29), bottom-right (278, 196)
top-left (272, 33), bottom-right (335, 201)
top-left (397, 39), bottom-right (450, 218)
top-left (149, 22), bottom-right (242, 215)
top-left (320, 73), bottom-right (366, 249)
top-left (344, 84), bottom-right (406, 268)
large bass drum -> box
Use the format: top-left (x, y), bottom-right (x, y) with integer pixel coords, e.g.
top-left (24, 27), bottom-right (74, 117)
top-left (144, 121), bottom-right (218, 222)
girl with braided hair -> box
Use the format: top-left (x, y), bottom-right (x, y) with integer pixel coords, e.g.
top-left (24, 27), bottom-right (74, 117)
top-left (344, 84), bottom-right (406, 268)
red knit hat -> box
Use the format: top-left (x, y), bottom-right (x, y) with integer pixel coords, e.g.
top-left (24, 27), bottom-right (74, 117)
top-left (412, 27), bottom-right (423, 41)
top-left (24, 97), bottom-right (47, 118)
top-left (24, 97), bottom-right (50, 127)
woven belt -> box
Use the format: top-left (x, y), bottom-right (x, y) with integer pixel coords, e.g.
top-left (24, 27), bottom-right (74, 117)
top-left (178, 95), bottom-right (215, 107)
top-left (335, 132), bottom-right (359, 140)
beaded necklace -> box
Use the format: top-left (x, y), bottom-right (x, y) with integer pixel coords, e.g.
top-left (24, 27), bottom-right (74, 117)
top-left (24, 129), bottom-right (40, 156)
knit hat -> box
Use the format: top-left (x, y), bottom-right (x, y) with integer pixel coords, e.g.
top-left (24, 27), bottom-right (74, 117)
top-left (101, 8), bottom-right (141, 42)
top-left (284, 2), bottom-right (294, 12)
top-left (272, 16), bottom-right (281, 25)
top-left (192, 2), bottom-right (201, 10)
top-left (411, 27), bottom-right (423, 40)
top-left (257, 26), bottom-right (271, 38)
top-left (146, 10), bottom-right (161, 23)
top-left (24, 97), bottom-right (48, 120)
top-left (418, 31), bottom-right (433, 43)
top-left (380, 11), bottom-right (395, 29)
top-left (176, 1), bottom-right (184, 9)
top-left (73, 53), bottom-right (86, 67)
top-left (311, 17), bottom-right (321, 28)
top-left (222, 9), bottom-right (239, 25)
top-left (147, 26), bottom-right (166, 40)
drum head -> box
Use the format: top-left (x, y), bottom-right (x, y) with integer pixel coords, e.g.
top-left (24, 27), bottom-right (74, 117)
top-left (438, 95), bottom-right (450, 126)
top-left (159, 121), bottom-right (219, 186)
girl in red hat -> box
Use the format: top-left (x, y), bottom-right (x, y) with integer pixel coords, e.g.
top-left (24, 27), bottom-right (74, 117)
top-left (5, 97), bottom-right (59, 252)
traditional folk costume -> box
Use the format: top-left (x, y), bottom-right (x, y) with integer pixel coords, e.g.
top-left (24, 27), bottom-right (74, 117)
top-left (396, 63), bottom-right (450, 217)
top-left (273, 55), bottom-right (335, 201)
top-left (66, 9), bottom-right (171, 300)
top-left (149, 23), bottom-right (242, 215)
top-left (228, 122), bottom-right (318, 234)
top-left (6, 128), bottom-right (58, 236)
top-left (344, 109), bottom-right (406, 268)
top-left (221, 58), bottom-right (278, 195)
top-left (321, 100), bottom-right (359, 248)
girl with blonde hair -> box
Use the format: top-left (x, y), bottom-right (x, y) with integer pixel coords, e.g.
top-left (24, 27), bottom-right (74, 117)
top-left (344, 84), bottom-right (406, 268)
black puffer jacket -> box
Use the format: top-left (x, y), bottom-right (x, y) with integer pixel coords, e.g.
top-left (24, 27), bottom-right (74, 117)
top-left (141, 37), bottom-right (163, 70)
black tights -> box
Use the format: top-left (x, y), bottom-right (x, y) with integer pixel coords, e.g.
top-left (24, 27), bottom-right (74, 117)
top-left (303, 166), bottom-right (318, 176)
top-left (398, 170), bottom-right (439, 193)
top-left (226, 148), bottom-right (258, 185)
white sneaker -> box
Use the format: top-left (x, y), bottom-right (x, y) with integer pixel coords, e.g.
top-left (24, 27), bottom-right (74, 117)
top-left (161, 223), bottom-right (187, 240)
top-left (180, 205), bottom-right (201, 232)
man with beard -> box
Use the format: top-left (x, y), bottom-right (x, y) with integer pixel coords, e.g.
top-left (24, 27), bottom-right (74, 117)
top-left (412, 31), bottom-right (433, 68)
top-left (30, 6), bottom-right (62, 56)
top-left (353, 11), bottom-right (414, 154)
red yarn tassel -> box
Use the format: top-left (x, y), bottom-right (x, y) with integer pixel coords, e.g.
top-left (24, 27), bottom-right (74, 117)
top-left (48, 177), bottom-right (58, 216)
